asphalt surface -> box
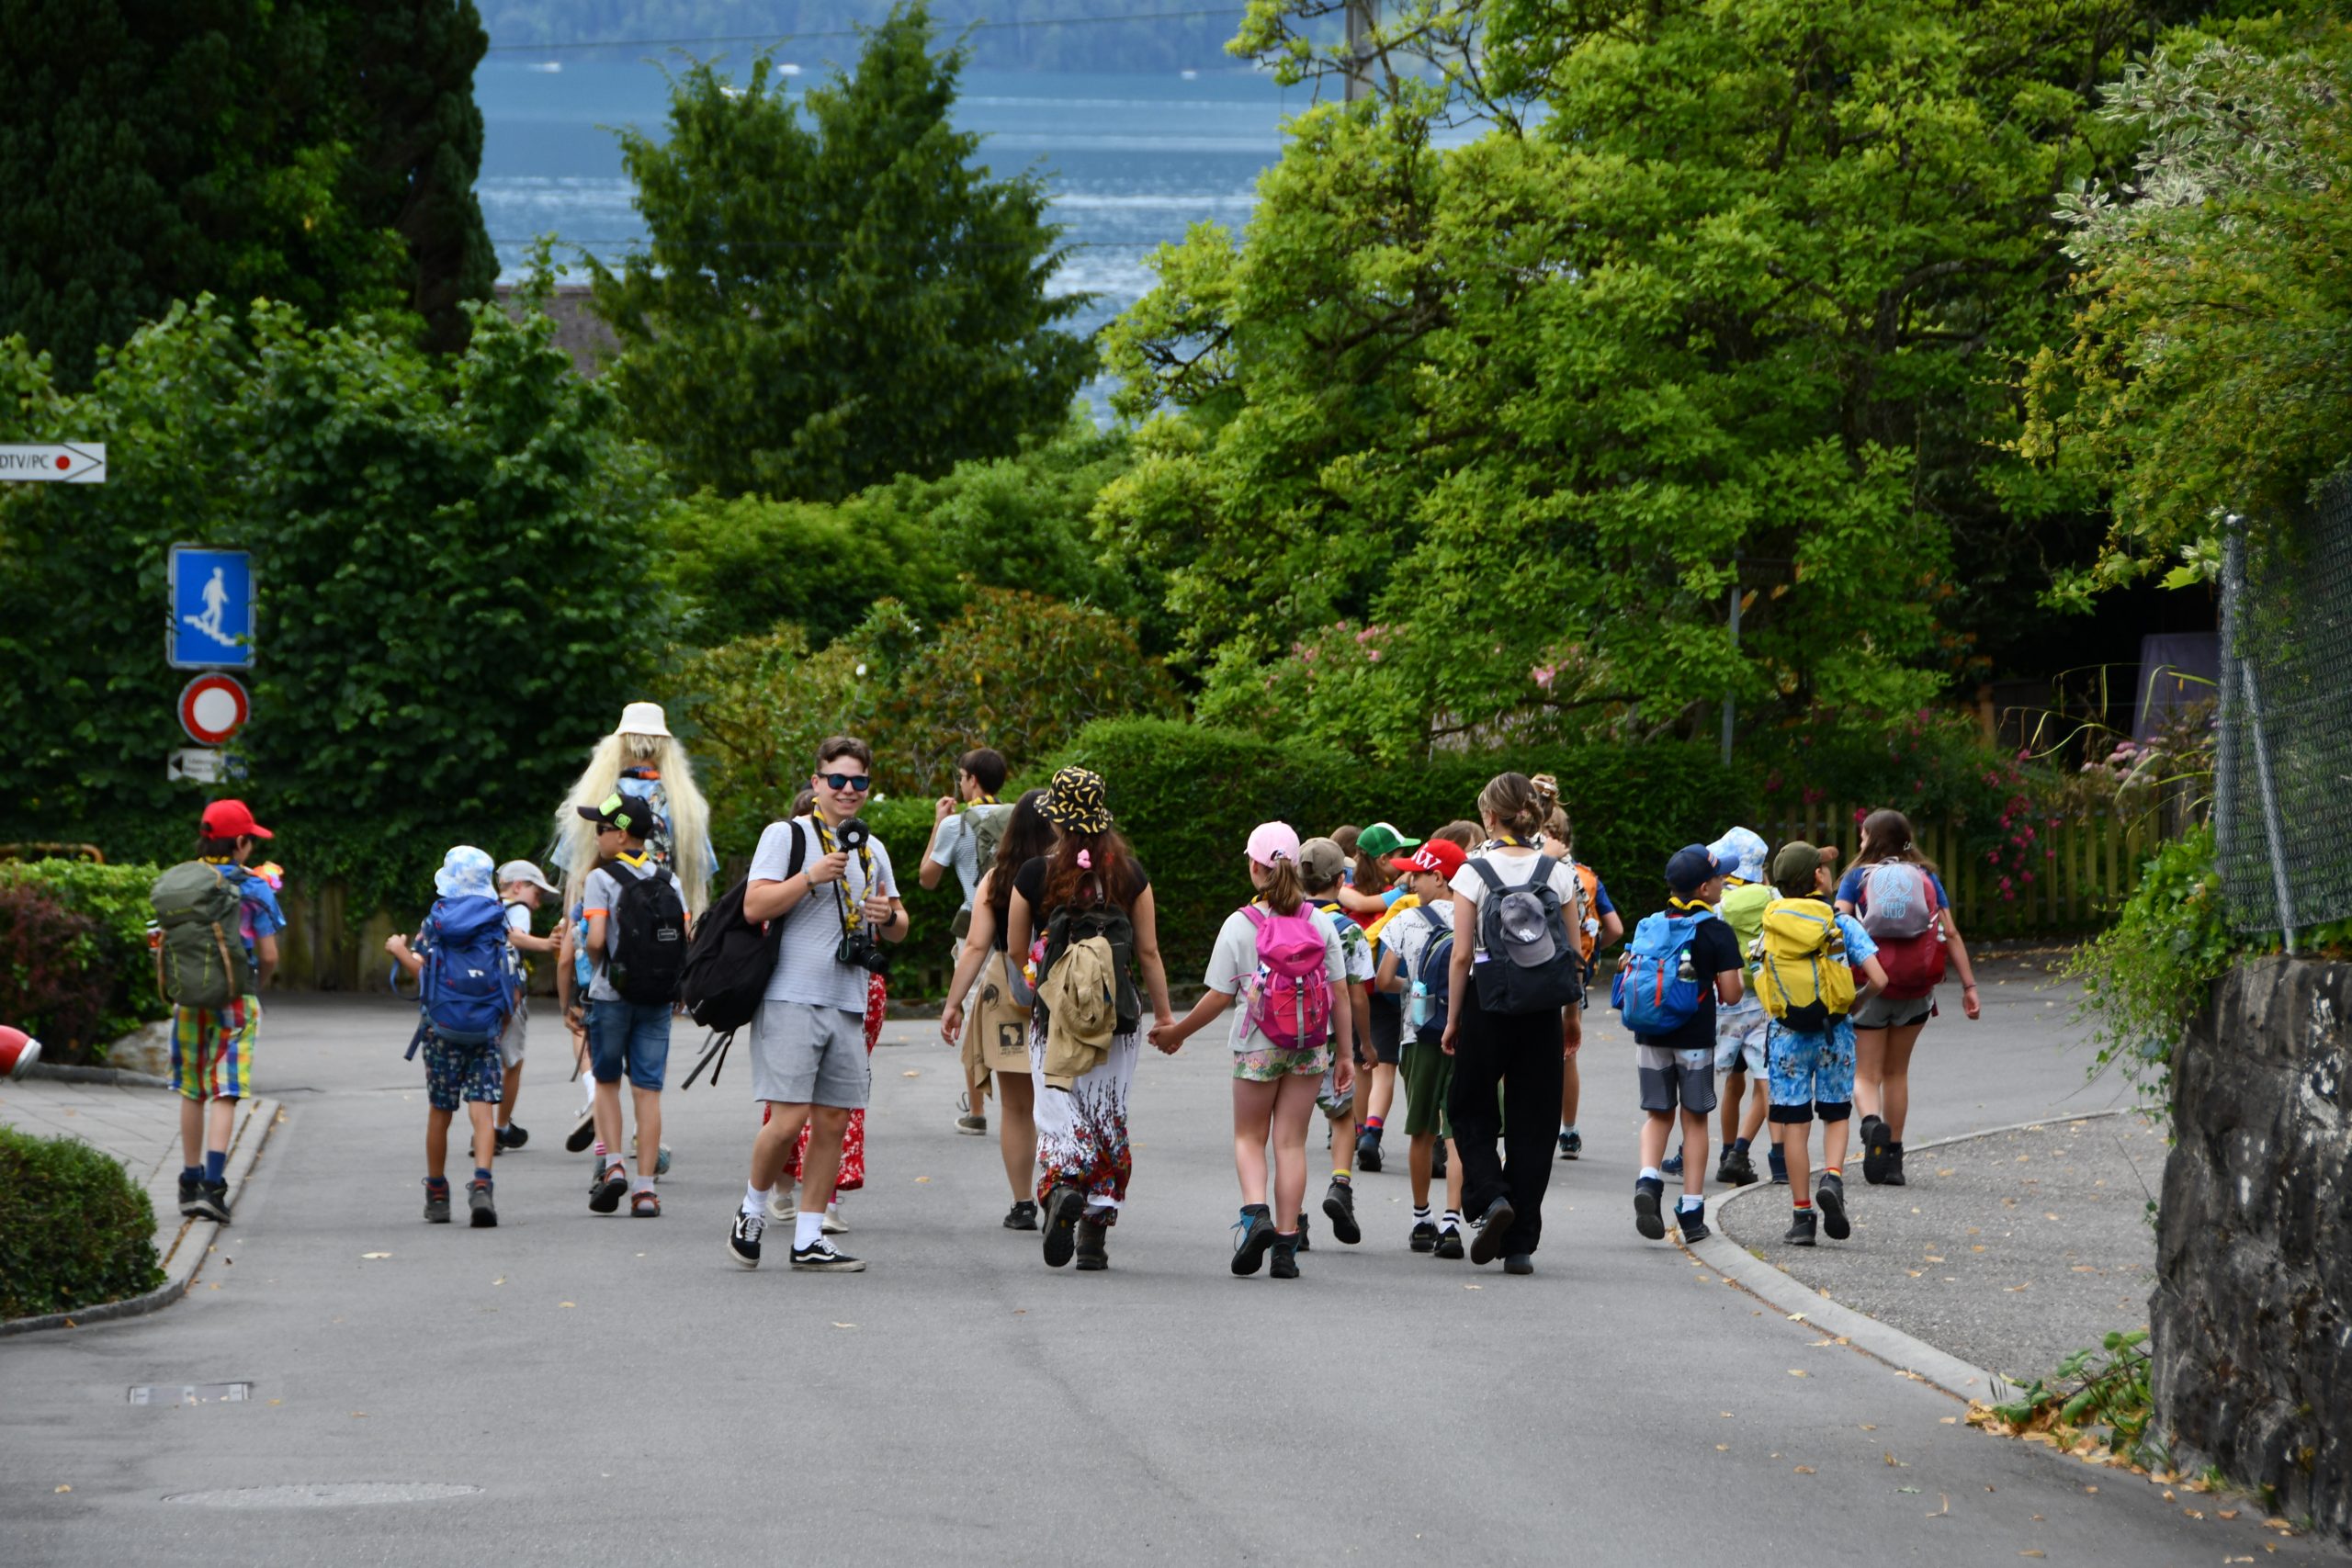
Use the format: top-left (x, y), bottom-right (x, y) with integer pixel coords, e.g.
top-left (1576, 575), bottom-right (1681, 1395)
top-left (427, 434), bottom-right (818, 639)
top-left (1723, 1112), bottom-right (2166, 1384)
top-left (3, 959), bottom-right (2340, 1566)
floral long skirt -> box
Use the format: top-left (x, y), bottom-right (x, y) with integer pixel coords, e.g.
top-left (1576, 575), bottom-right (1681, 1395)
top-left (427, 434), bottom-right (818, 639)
top-left (775, 971), bottom-right (886, 1194)
top-left (1031, 1017), bottom-right (1138, 1222)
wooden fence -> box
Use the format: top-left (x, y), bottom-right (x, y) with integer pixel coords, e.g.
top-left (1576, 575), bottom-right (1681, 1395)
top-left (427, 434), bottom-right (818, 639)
top-left (1755, 802), bottom-right (2166, 939)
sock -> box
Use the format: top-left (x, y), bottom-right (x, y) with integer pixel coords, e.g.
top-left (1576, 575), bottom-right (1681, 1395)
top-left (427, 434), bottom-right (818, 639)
top-left (1734, 1136), bottom-right (1751, 1154)
top-left (1793, 1197), bottom-right (1813, 1211)
top-left (1442, 1209), bottom-right (1463, 1231)
top-left (794, 1211), bottom-right (824, 1250)
top-left (1364, 1115), bottom-right (1384, 1133)
top-left (1824, 1165), bottom-right (1842, 1179)
top-left (1638, 1166), bottom-right (1661, 1184)
top-left (593, 1139), bottom-right (606, 1160)
top-left (424, 1175), bottom-right (449, 1192)
top-left (203, 1150), bottom-right (227, 1183)
top-left (743, 1183), bottom-right (769, 1218)
top-left (1562, 1122), bottom-right (1578, 1136)
top-left (1413, 1205), bottom-right (1431, 1223)
top-left (182, 1164), bottom-right (202, 1184)
top-left (635, 1175), bottom-right (655, 1193)
top-left (1679, 1193), bottom-right (1704, 1213)
top-left (1330, 1168), bottom-right (1351, 1185)
top-left (473, 1167), bottom-right (492, 1186)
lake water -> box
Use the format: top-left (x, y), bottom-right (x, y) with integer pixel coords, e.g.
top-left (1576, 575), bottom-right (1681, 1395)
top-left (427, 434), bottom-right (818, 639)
top-left (477, 59), bottom-right (1319, 412)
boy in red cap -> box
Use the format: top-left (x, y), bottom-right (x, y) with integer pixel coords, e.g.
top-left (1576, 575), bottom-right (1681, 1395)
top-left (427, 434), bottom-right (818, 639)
top-left (170, 800), bottom-right (285, 1222)
top-left (1375, 838), bottom-right (1469, 1253)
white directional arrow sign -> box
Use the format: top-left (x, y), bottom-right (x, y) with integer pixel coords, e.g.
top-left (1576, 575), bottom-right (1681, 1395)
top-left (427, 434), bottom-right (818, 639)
top-left (0, 444), bottom-right (106, 482)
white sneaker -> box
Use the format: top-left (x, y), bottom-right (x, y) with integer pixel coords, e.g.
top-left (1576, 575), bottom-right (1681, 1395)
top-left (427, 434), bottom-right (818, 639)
top-left (766, 1184), bottom-right (798, 1224)
top-left (822, 1201), bottom-right (847, 1235)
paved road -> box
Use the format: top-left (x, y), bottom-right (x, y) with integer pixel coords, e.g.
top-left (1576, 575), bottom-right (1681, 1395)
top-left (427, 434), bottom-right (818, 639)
top-left (3, 961), bottom-right (2339, 1566)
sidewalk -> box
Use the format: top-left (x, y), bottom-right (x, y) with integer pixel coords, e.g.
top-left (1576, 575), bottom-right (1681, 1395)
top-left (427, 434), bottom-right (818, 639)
top-left (1718, 1109), bottom-right (2165, 1385)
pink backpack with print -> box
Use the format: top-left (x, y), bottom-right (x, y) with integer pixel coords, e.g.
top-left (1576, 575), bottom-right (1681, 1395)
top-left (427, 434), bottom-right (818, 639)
top-left (1242, 905), bottom-right (1332, 1050)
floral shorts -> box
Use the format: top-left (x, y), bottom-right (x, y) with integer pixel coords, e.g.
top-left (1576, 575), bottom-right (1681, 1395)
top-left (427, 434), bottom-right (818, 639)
top-left (1233, 1042), bottom-right (1332, 1084)
top-left (424, 1032), bottom-right (504, 1113)
top-left (1766, 1018), bottom-right (1856, 1125)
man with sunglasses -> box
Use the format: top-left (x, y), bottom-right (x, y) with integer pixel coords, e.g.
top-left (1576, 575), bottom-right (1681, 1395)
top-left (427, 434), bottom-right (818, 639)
top-left (729, 736), bottom-right (909, 1273)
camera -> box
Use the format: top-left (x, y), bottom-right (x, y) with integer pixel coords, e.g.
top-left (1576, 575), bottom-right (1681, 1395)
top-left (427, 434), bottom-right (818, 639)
top-left (835, 931), bottom-right (892, 976)
top-left (837, 817), bottom-right (872, 852)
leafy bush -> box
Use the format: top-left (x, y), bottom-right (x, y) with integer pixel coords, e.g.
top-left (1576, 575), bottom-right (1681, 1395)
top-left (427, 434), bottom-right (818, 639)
top-left (0, 1127), bottom-right (165, 1319)
top-left (0, 886), bottom-right (107, 1057)
top-left (0, 859), bottom-right (168, 1059)
top-left (1975, 1329), bottom-right (2155, 1467)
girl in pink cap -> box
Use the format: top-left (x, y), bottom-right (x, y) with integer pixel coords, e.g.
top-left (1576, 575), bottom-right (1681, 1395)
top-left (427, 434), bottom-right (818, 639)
top-left (1154, 822), bottom-right (1356, 1280)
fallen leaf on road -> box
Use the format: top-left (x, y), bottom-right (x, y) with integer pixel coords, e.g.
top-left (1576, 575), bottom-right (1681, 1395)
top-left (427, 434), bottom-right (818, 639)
top-left (1788, 1370), bottom-right (1810, 1378)
top-left (1716, 1444), bottom-right (1728, 1451)
top-left (1940, 1416), bottom-right (1958, 1425)
top-left (1464, 1284), bottom-right (1482, 1291)
top-left (915, 1176), bottom-right (932, 1183)
top-left (1928, 1495), bottom-right (1951, 1517)
top-left (351, 1412), bottom-right (368, 1418)
top-left (1788, 1312), bottom-right (1808, 1321)
top-left (832, 1322), bottom-right (856, 1329)
top-left (560, 1302), bottom-right (575, 1309)
top-left (2219, 1509), bottom-right (2240, 1520)
top-left (267, 1399), bottom-right (281, 1406)
top-left (2021, 1551), bottom-right (2045, 1558)
top-left (54, 1485), bottom-right (69, 1494)
top-left (1722, 1412), bottom-right (1735, 1417)
top-left (2084, 1486), bottom-right (2098, 1494)
top-left (901, 1070), bottom-right (920, 1077)
top-left (492, 1277), bottom-right (505, 1285)
top-left (1885, 1453), bottom-right (1905, 1467)
top-left (1860, 1424), bottom-right (1877, 1431)
top-left (1899, 1486), bottom-right (1921, 1494)
top-left (2186, 1508), bottom-right (2204, 1518)
top-left (1793, 1466), bottom-right (1815, 1474)
top-left (361, 1252), bottom-right (391, 1259)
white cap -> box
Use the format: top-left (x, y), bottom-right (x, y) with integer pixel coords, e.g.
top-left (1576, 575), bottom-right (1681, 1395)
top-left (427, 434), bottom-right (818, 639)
top-left (614, 701), bottom-right (672, 738)
top-left (496, 859), bottom-right (560, 894)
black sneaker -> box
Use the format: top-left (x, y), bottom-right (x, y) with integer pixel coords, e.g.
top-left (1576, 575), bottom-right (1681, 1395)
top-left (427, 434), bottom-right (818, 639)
top-left (1230, 1203), bottom-right (1277, 1276)
top-left (1073, 1217), bottom-right (1108, 1272)
top-left (178, 1175), bottom-right (204, 1217)
top-left (1408, 1219), bottom-right (1438, 1253)
top-left (1269, 1232), bottom-right (1300, 1279)
top-left (589, 1163), bottom-right (627, 1214)
top-left (1003, 1200), bottom-right (1039, 1231)
top-left (1555, 1127), bottom-right (1581, 1160)
top-left (564, 1110), bottom-right (596, 1153)
top-left (1042, 1185), bottom-right (1085, 1268)
top-left (1675, 1200), bottom-right (1711, 1244)
top-left (422, 1179), bottom-right (451, 1224)
top-left (1434, 1224), bottom-right (1464, 1260)
top-left (1633, 1176), bottom-right (1666, 1241)
top-left (495, 1122), bottom-right (528, 1152)
top-left (1468, 1196), bottom-right (1516, 1265)
top-left (1883, 1144), bottom-right (1908, 1186)
top-left (1721, 1147), bottom-right (1759, 1187)
top-left (1784, 1207), bottom-right (1818, 1247)
top-left (1355, 1131), bottom-right (1383, 1174)
top-left (1860, 1116), bottom-right (1891, 1184)
top-left (1503, 1253), bottom-right (1533, 1276)
top-left (727, 1209), bottom-right (764, 1269)
top-left (190, 1179), bottom-right (231, 1224)
top-left (468, 1179), bottom-right (498, 1228)
top-left (1322, 1179), bottom-right (1362, 1245)
top-left (1815, 1172), bottom-right (1851, 1240)
top-left (791, 1237), bottom-right (865, 1271)
top-left (1295, 1213), bottom-right (1310, 1252)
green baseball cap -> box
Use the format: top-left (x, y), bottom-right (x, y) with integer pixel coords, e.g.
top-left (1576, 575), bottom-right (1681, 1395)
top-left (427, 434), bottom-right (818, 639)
top-left (1355, 822), bottom-right (1421, 858)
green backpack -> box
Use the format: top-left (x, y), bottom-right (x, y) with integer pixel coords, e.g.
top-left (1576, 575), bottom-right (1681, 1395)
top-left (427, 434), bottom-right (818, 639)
top-left (950, 802), bottom-right (1014, 941)
top-left (150, 863), bottom-right (254, 1009)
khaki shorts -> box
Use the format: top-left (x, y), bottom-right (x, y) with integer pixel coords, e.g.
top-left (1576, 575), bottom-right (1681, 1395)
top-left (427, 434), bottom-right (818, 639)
top-left (962, 951), bottom-right (1035, 1087)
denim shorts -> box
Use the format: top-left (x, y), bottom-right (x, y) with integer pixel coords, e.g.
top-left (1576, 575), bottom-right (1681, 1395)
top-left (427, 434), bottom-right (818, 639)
top-left (588, 998), bottom-right (674, 1091)
top-left (1766, 1017), bottom-right (1856, 1124)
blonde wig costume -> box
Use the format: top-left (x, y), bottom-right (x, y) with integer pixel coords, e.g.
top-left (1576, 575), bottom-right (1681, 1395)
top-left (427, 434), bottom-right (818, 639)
top-left (550, 705), bottom-right (716, 917)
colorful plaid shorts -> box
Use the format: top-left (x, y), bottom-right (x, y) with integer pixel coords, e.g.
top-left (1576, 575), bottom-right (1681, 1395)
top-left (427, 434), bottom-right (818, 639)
top-left (171, 998), bottom-right (256, 1101)
top-left (424, 1032), bottom-right (504, 1113)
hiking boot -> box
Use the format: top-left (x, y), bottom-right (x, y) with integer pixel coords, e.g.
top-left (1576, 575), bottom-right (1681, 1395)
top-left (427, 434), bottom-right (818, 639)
top-left (727, 1209), bottom-right (764, 1269)
top-left (469, 1179), bottom-right (498, 1228)
top-left (422, 1179), bottom-right (451, 1224)
top-left (1815, 1172), bottom-right (1851, 1240)
top-left (1784, 1207), bottom-right (1818, 1247)
top-left (1295, 1212), bottom-right (1311, 1252)
top-left (1356, 1130), bottom-right (1383, 1174)
top-left (1434, 1224), bottom-right (1464, 1260)
top-left (791, 1237), bottom-right (865, 1272)
top-left (193, 1180), bottom-right (232, 1224)
top-left (1860, 1115), bottom-right (1891, 1184)
top-left (495, 1122), bottom-right (528, 1151)
top-left (1409, 1219), bottom-right (1439, 1253)
top-left (564, 1109), bottom-right (596, 1153)
top-left (178, 1174), bottom-right (205, 1218)
top-left (1675, 1201), bottom-right (1711, 1245)
top-left (1269, 1232), bottom-right (1301, 1279)
top-left (1469, 1196), bottom-right (1516, 1265)
top-left (1661, 1148), bottom-right (1684, 1177)
top-left (1768, 1143), bottom-right (1789, 1184)
top-left (1003, 1200), bottom-right (1039, 1231)
top-left (1556, 1127), bottom-right (1581, 1160)
top-left (1503, 1254), bottom-right (1533, 1276)
top-left (1720, 1146), bottom-right (1759, 1187)
top-left (1230, 1203), bottom-right (1277, 1276)
top-left (1322, 1179), bottom-right (1362, 1245)
top-left (1074, 1216), bottom-right (1109, 1272)
top-left (589, 1162), bottom-right (627, 1214)
top-left (1042, 1185), bottom-right (1085, 1268)
top-left (1883, 1144), bottom-right (1907, 1186)
top-left (1634, 1176), bottom-right (1666, 1241)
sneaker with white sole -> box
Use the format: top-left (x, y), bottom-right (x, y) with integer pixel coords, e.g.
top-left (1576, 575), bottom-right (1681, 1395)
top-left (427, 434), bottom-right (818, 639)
top-left (822, 1202), bottom-right (846, 1235)
top-left (766, 1185), bottom-right (798, 1223)
top-left (792, 1237), bottom-right (865, 1271)
top-left (565, 1110), bottom-right (596, 1153)
top-left (727, 1210), bottom-right (764, 1269)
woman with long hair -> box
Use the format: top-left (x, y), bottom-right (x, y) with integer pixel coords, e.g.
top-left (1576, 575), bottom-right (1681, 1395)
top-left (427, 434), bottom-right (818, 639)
top-left (1005, 768), bottom-right (1175, 1271)
top-left (549, 702), bottom-right (717, 919)
top-left (1835, 807), bottom-right (1982, 1186)
top-left (940, 788), bottom-right (1057, 1230)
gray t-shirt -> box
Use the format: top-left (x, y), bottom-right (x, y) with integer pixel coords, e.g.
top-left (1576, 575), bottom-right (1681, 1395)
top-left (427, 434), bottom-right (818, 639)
top-left (748, 816), bottom-right (899, 1014)
top-left (582, 856), bottom-right (683, 1003)
top-left (929, 803), bottom-right (1010, 912)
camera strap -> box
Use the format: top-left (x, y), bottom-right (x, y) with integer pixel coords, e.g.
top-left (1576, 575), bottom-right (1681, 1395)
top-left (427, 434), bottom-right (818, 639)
top-left (811, 817), bottom-right (876, 939)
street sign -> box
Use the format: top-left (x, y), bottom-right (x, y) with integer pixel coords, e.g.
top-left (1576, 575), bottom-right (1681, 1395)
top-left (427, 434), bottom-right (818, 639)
top-left (168, 545), bottom-right (254, 669)
top-left (0, 443), bottom-right (105, 482)
top-left (177, 674), bottom-right (249, 747)
top-left (166, 748), bottom-right (222, 784)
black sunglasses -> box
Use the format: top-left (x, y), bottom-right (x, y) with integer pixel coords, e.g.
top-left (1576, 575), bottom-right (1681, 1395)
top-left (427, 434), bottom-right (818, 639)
top-left (820, 773), bottom-right (873, 793)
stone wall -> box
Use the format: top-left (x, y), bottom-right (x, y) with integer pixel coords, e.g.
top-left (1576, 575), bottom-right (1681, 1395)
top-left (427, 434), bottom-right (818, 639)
top-left (2154, 955), bottom-right (2351, 1540)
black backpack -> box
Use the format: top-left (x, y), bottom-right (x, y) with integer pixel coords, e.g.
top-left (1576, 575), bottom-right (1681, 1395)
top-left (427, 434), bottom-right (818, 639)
top-left (1037, 880), bottom-right (1141, 1037)
top-left (603, 859), bottom-right (688, 1006)
top-left (679, 825), bottom-right (802, 1035)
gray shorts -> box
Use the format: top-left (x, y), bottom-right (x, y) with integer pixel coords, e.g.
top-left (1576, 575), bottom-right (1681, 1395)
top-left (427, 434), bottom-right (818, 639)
top-left (1850, 991), bottom-right (1937, 1030)
top-left (498, 1006), bottom-right (527, 1070)
top-left (1637, 1044), bottom-right (1719, 1116)
top-left (750, 999), bottom-right (870, 1110)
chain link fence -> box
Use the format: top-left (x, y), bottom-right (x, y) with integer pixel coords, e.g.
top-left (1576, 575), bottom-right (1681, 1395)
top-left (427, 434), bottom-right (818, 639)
top-left (2215, 473), bottom-right (2352, 942)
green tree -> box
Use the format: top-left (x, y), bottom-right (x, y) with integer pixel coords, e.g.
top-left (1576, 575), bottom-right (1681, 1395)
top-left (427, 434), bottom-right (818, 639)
top-left (0, 289), bottom-right (674, 910)
top-left (590, 5), bottom-right (1095, 502)
top-left (1103, 0), bottom-right (2160, 760)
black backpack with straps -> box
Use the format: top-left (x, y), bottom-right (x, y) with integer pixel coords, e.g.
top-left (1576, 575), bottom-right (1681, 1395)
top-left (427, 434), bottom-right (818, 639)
top-left (678, 822), bottom-right (802, 1034)
top-left (603, 858), bottom-right (689, 1006)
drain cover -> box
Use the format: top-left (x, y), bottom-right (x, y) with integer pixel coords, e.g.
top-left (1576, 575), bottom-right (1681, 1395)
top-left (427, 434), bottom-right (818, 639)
top-left (164, 1483), bottom-right (483, 1507)
top-left (128, 1382), bottom-right (252, 1405)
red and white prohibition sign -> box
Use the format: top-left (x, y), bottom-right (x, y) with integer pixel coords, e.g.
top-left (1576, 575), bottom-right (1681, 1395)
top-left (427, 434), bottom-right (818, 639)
top-left (178, 673), bottom-right (250, 747)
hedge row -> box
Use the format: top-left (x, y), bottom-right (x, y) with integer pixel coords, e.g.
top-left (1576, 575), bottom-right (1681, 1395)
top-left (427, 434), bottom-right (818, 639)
top-left (0, 860), bottom-right (169, 1062)
top-left (0, 1127), bottom-right (165, 1319)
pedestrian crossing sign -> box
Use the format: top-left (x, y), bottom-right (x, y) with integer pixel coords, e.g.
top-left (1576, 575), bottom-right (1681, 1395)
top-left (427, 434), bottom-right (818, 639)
top-left (168, 545), bottom-right (254, 669)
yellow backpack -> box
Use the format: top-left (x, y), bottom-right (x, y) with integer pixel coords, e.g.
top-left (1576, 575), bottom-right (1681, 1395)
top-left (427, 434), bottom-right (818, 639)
top-left (1750, 896), bottom-right (1856, 1031)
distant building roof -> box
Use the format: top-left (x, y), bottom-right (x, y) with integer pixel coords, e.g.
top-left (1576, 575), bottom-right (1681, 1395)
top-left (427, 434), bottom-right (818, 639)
top-left (494, 283), bottom-right (616, 377)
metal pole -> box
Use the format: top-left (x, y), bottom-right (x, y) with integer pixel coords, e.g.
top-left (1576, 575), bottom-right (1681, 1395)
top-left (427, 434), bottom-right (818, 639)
top-left (2226, 529), bottom-right (2299, 952)
top-left (1345, 0), bottom-right (1374, 102)
top-left (1722, 556), bottom-right (1740, 767)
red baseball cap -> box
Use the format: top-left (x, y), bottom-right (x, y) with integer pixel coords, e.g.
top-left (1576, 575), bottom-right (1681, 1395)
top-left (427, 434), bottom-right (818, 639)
top-left (200, 798), bottom-right (272, 840)
top-left (1392, 839), bottom-right (1465, 879)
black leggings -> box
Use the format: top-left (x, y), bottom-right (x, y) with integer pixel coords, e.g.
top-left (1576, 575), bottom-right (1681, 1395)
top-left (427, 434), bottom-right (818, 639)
top-left (1446, 985), bottom-right (1565, 1255)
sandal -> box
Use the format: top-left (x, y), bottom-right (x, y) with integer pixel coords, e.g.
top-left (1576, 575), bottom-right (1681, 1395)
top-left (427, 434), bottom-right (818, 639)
top-left (631, 1189), bottom-right (661, 1218)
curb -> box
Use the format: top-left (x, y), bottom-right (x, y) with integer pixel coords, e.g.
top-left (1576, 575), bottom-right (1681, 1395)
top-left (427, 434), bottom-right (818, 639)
top-left (22, 1062), bottom-right (173, 1089)
top-left (1680, 1108), bottom-right (2140, 1407)
top-left (0, 1096), bottom-right (283, 1338)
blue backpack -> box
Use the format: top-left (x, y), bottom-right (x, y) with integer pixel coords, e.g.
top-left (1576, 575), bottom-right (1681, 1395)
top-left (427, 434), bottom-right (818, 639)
top-left (1409, 905), bottom-right (1454, 1043)
top-left (1613, 908), bottom-right (1714, 1037)
top-left (406, 895), bottom-right (521, 1057)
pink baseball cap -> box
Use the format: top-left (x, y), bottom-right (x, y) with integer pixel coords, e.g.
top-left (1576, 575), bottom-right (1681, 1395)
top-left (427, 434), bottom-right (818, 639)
top-left (1245, 821), bottom-right (1301, 867)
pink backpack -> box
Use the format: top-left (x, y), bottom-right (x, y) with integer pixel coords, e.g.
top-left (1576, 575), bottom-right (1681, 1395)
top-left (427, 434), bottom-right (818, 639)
top-left (1242, 905), bottom-right (1333, 1051)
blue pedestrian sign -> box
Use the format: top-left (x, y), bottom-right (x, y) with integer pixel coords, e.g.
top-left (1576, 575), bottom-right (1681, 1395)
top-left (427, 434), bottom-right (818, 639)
top-left (168, 546), bottom-right (254, 670)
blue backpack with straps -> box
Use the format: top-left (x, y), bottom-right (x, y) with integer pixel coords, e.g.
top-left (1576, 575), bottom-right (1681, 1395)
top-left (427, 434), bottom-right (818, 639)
top-left (1409, 905), bottom-right (1454, 1043)
top-left (406, 895), bottom-right (521, 1058)
top-left (1613, 907), bottom-right (1714, 1037)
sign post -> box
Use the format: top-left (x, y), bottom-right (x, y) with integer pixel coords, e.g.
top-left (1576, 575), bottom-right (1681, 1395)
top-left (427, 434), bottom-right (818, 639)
top-left (0, 444), bottom-right (106, 483)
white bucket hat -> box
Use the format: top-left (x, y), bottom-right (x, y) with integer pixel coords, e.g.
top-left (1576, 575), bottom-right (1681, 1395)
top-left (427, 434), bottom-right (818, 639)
top-left (615, 701), bottom-right (672, 739)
